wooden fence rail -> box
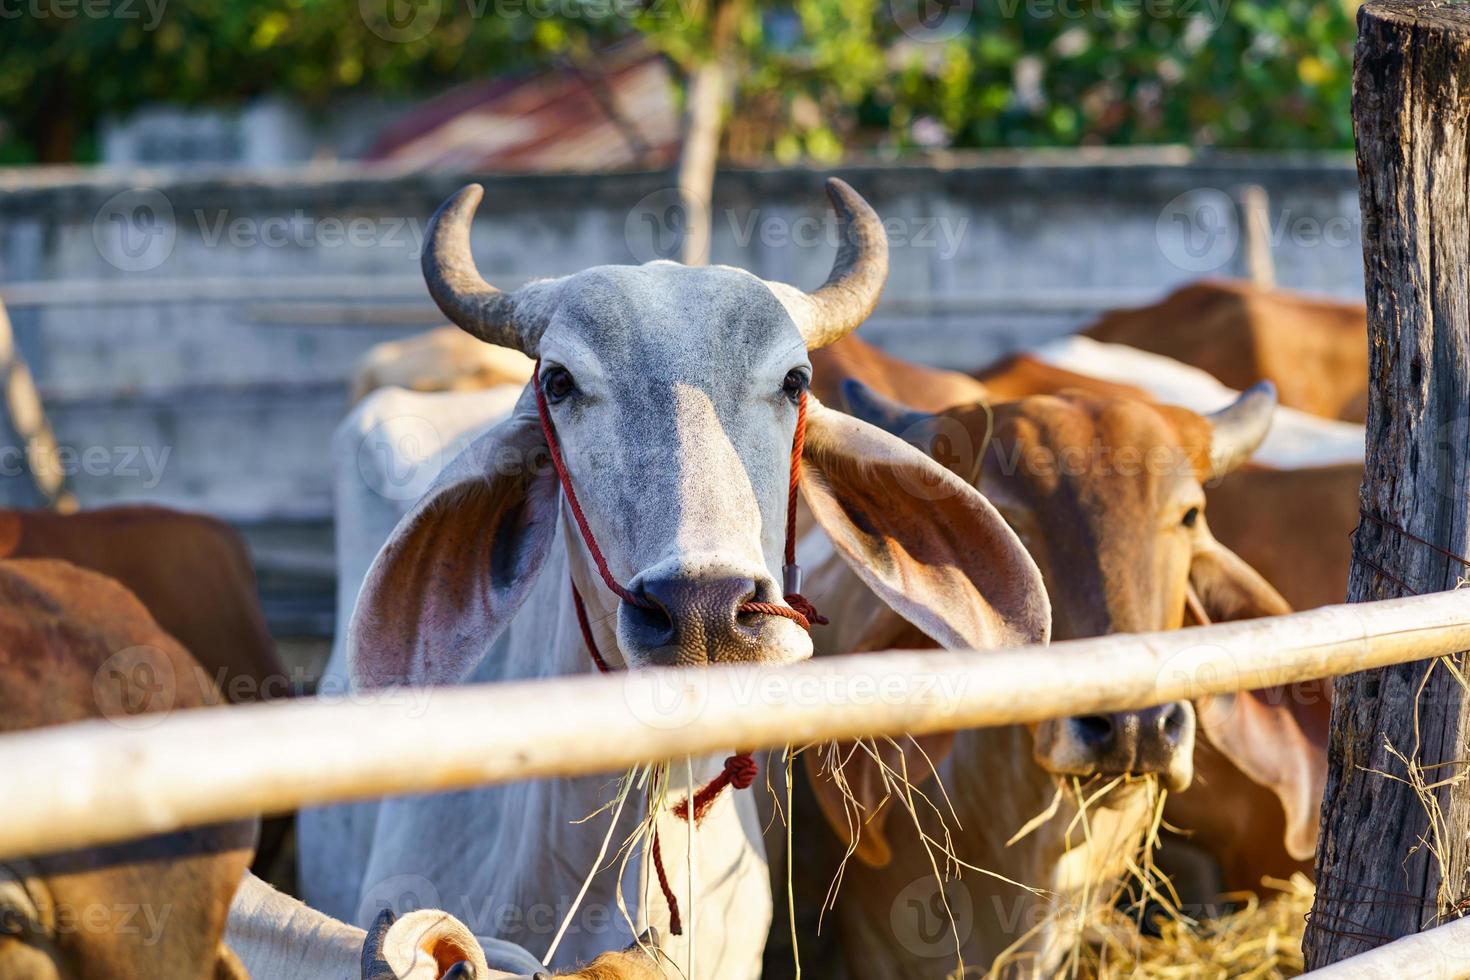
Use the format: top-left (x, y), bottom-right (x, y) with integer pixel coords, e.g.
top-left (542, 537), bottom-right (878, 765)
top-left (1304, 913), bottom-right (1470, 978)
top-left (2, 588), bottom-right (1469, 862)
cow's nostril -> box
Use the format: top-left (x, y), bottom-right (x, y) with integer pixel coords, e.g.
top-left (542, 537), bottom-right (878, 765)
top-left (1072, 714), bottom-right (1116, 751)
top-left (1156, 702), bottom-right (1188, 744)
top-left (623, 595), bottom-right (675, 647)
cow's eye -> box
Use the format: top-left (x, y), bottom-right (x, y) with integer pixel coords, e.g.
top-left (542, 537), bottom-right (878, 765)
top-left (781, 369), bottom-right (809, 404)
top-left (1181, 506), bottom-right (1200, 528)
top-left (542, 367), bottom-right (576, 404)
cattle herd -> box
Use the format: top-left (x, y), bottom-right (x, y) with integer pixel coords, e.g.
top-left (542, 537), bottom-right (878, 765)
top-left (0, 178), bottom-right (1369, 978)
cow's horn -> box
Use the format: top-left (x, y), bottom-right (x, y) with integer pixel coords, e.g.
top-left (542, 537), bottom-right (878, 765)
top-left (1205, 381), bottom-right (1276, 479)
top-left (422, 185), bottom-right (537, 354)
top-left (789, 178), bottom-right (890, 350)
top-left (360, 908), bottom-right (490, 980)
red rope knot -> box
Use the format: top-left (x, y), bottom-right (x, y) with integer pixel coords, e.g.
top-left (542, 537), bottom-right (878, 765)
top-left (723, 753), bottom-right (758, 790)
top-left (672, 753), bottom-right (759, 824)
top-left (784, 592), bottom-right (828, 628)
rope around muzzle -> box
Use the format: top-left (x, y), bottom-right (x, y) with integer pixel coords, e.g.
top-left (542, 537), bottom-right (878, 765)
top-left (532, 361), bottom-right (826, 935)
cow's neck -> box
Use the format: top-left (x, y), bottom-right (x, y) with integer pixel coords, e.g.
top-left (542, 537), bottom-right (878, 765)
top-left (832, 726), bottom-right (1157, 979)
top-left (454, 516), bottom-right (772, 978)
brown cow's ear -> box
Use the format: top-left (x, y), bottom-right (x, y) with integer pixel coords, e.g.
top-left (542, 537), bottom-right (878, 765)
top-left (1189, 532), bottom-right (1328, 860)
top-left (350, 388), bottom-right (560, 688)
top-left (799, 398), bottom-right (1050, 654)
top-left (215, 943), bottom-right (252, 979)
top-left (1189, 527), bottom-right (1291, 623)
top-left (804, 731), bottom-right (956, 869)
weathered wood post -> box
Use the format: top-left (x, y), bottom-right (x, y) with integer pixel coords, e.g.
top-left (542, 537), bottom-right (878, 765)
top-left (1307, 0), bottom-right (1470, 966)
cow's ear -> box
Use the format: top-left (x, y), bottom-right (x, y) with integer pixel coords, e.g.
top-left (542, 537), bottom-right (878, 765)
top-left (350, 388), bottom-right (559, 688)
top-left (1189, 532), bottom-right (1328, 860)
top-left (1189, 526), bottom-right (1291, 623)
top-left (360, 907), bottom-right (494, 980)
top-left (214, 944), bottom-right (250, 980)
top-left (799, 397), bottom-right (1050, 653)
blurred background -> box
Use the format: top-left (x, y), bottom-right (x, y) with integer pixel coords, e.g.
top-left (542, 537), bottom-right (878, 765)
top-left (0, 0), bottom-right (1364, 666)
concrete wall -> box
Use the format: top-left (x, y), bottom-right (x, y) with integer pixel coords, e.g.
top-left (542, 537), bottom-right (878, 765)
top-left (0, 152), bottom-right (1365, 630)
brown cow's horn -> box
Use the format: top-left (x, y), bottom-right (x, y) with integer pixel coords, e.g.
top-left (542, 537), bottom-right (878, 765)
top-left (422, 185), bottom-right (536, 354)
top-left (792, 178), bottom-right (890, 350)
top-left (1205, 380), bottom-right (1276, 479)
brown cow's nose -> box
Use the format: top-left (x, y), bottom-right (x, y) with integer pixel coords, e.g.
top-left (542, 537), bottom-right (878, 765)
top-left (1069, 704), bottom-right (1188, 766)
top-left (1042, 702), bottom-right (1195, 790)
top-left (623, 570), bottom-right (781, 666)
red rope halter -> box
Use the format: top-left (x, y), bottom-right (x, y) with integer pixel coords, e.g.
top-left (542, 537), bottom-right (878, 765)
top-left (532, 361), bottom-right (824, 934)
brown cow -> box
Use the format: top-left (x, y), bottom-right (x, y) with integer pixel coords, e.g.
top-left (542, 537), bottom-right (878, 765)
top-left (0, 506), bottom-right (287, 705)
top-left (818, 334), bottom-right (1360, 627)
top-left (822, 337), bottom-right (1356, 902)
top-left (1083, 278), bottom-right (1369, 423)
top-left (0, 559), bottom-right (258, 979)
top-left (0, 559), bottom-right (656, 980)
top-left (791, 381), bottom-right (1313, 976)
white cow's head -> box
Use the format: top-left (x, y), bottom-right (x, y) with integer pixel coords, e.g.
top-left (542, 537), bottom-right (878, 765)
top-left (352, 179), bottom-right (1048, 683)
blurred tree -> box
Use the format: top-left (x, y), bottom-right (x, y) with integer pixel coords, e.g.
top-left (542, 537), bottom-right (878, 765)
top-left (0, 0), bottom-right (1356, 164)
top-left (872, 0), bottom-right (1357, 152)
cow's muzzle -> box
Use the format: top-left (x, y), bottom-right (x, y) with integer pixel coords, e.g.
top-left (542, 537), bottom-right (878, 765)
top-left (1036, 701), bottom-right (1195, 791)
top-left (621, 563), bottom-right (804, 667)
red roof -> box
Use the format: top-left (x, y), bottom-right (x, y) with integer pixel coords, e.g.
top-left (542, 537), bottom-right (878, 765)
top-left (367, 45), bottom-right (680, 172)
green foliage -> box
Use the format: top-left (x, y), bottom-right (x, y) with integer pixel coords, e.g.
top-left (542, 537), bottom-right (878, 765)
top-left (0, 0), bottom-right (627, 161)
top-left (873, 0), bottom-right (1357, 150)
top-left (0, 0), bottom-right (1357, 162)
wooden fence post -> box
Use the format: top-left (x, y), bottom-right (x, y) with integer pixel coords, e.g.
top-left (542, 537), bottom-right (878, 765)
top-left (1307, 0), bottom-right (1470, 966)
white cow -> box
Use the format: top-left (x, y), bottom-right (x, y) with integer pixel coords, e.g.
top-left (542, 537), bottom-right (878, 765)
top-left (228, 872), bottom-right (659, 978)
top-left (297, 178), bottom-right (1050, 979)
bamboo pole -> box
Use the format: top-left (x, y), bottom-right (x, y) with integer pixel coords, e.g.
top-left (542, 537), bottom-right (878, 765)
top-left (1304, 913), bottom-right (1470, 978)
top-left (2, 589), bottom-right (1469, 861)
